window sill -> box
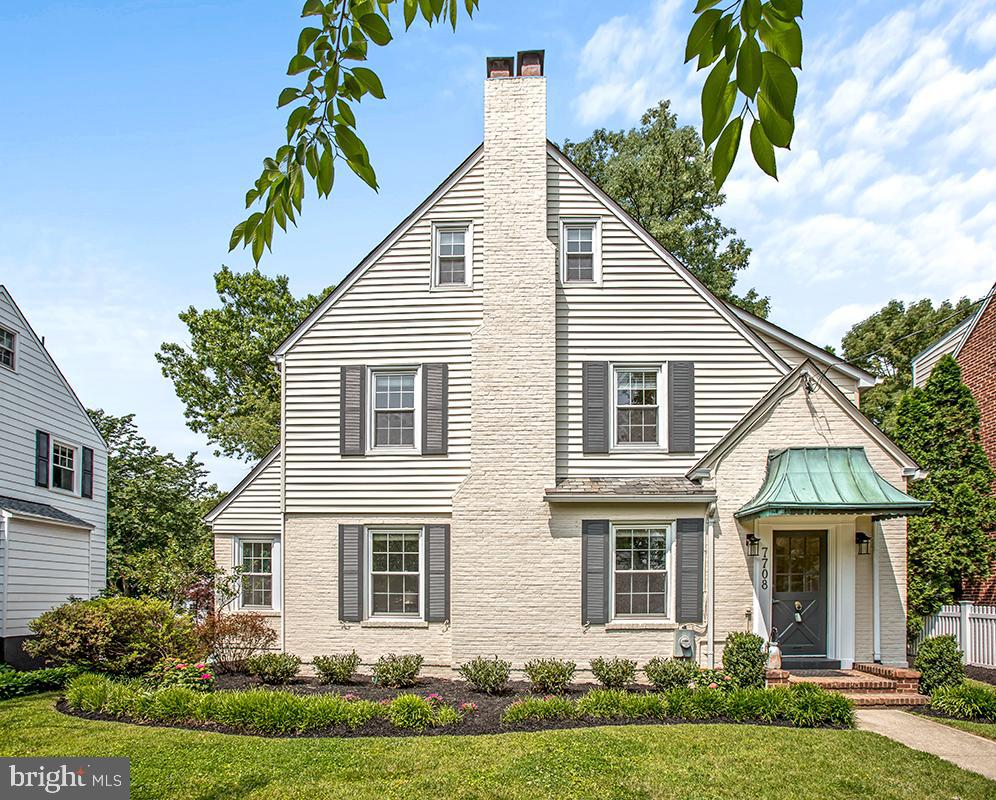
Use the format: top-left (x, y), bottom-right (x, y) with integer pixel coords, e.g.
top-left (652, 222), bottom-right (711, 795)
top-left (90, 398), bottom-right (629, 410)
top-left (604, 620), bottom-right (675, 632)
top-left (362, 449), bottom-right (420, 457)
top-left (360, 619), bottom-right (429, 629)
top-left (240, 608), bottom-right (280, 617)
top-left (429, 283), bottom-right (473, 292)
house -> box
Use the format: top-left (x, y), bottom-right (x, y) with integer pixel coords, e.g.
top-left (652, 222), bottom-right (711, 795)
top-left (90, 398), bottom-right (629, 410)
top-left (0, 286), bottom-right (108, 666)
top-left (912, 281), bottom-right (996, 603)
top-left (207, 53), bottom-right (929, 674)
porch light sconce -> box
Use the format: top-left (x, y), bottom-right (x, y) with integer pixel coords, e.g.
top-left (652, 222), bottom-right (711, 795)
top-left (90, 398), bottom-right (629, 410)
top-left (746, 533), bottom-right (761, 557)
top-left (855, 532), bottom-right (871, 555)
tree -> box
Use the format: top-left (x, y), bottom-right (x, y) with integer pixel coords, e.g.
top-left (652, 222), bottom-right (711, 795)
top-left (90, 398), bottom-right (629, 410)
top-left (157, 267), bottom-right (332, 461)
top-left (893, 355), bottom-right (996, 635)
top-left (562, 101), bottom-right (768, 316)
top-left (89, 410), bottom-right (222, 601)
top-left (841, 297), bottom-right (977, 433)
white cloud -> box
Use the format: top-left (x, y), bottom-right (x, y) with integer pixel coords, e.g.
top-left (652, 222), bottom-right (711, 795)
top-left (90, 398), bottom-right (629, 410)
top-left (809, 302), bottom-right (883, 348)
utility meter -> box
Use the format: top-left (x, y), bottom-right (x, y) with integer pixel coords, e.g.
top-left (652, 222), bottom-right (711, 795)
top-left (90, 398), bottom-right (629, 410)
top-left (673, 627), bottom-right (697, 658)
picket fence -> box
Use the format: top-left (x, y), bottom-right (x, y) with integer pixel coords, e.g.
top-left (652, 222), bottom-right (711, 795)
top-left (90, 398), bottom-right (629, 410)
top-left (911, 602), bottom-right (996, 668)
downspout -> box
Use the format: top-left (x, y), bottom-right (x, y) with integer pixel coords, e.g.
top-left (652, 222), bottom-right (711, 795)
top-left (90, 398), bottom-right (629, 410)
top-left (278, 355), bottom-right (287, 655)
top-left (1, 511), bottom-right (11, 641)
top-left (872, 521), bottom-right (881, 663)
top-left (707, 502), bottom-right (717, 668)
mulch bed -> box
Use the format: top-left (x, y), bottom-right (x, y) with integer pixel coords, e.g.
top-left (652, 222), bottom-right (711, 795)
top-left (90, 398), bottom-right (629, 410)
top-left (912, 707), bottom-right (994, 726)
top-left (54, 673), bottom-right (833, 738)
top-left (966, 665), bottom-right (996, 686)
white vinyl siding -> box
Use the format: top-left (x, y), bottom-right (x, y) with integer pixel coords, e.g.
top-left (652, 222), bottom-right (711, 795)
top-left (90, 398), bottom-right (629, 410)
top-left (282, 157), bottom-right (484, 514)
top-left (210, 450), bottom-right (282, 539)
top-left (548, 155), bottom-right (785, 479)
top-left (753, 330), bottom-right (860, 403)
top-left (0, 287), bottom-right (107, 600)
top-left (912, 319), bottom-right (971, 388)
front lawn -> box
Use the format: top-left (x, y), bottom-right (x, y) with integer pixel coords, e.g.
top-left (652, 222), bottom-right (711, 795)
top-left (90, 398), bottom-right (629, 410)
top-left (925, 716), bottom-right (996, 742)
top-left (2, 694), bottom-right (995, 800)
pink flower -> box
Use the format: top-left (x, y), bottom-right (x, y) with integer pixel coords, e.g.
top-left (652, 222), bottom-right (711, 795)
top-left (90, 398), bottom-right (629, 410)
top-left (459, 702), bottom-right (478, 713)
top-left (343, 693), bottom-right (359, 701)
top-left (379, 698), bottom-right (391, 706)
top-left (723, 675), bottom-right (732, 681)
top-left (426, 693), bottom-right (444, 704)
top-left (708, 682), bottom-right (718, 689)
top-left (195, 663), bottom-right (205, 669)
top-left (176, 664), bottom-right (186, 669)
top-left (201, 673), bottom-right (212, 680)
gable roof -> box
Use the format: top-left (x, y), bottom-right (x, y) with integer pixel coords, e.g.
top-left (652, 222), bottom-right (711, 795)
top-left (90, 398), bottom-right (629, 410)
top-left (910, 284), bottom-right (995, 384)
top-left (0, 495), bottom-right (93, 530)
top-left (724, 301), bottom-right (876, 388)
top-left (953, 281), bottom-right (996, 359)
top-left (204, 446), bottom-right (280, 523)
top-left (0, 285), bottom-right (106, 447)
top-left (688, 359), bottom-right (919, 478)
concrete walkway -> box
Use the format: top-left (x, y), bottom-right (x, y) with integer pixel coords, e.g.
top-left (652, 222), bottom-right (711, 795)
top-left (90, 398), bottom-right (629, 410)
top-left (856, 709), bottom-right (996, 781)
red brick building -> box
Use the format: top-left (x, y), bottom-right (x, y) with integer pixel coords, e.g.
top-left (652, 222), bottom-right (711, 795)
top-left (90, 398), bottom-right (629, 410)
top-left (913, 283), bottom-right (996, 602)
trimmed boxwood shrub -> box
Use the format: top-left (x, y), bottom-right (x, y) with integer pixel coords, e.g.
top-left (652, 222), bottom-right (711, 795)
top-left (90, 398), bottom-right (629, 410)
top-left (372, 654), bottom-right (423, 688)
top-left (590, 657), bottom-right (637, 690)
top-left (458, 656), bottom-right (511, 694)
top-left (914, 635), bottom-right (965, 695)
top-left (245, 653), bottom-right (301, 684)
top-left (930, 682), bottom-right (996, 721)
top-left (722, 632), bottom-right (767, 688)
top-left (523, 659), bottom-right (576, 694)
top-left (0, 666), bottom-right (81, 701)
top-left (643, 657), bottom-right (698, 691)
top-left (313, 652), bottom-right (362, 685)
top-left (24, 597), bottom-right (199, 676)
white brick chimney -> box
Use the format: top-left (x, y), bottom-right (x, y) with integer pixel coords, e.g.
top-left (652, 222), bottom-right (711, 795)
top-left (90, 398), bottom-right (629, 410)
top-left (451, 51), bottom-right (558, 664)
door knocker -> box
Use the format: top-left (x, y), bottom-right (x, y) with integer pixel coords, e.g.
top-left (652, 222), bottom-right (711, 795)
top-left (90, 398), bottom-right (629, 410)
top-left (793, 600), bottom-right (803, 624)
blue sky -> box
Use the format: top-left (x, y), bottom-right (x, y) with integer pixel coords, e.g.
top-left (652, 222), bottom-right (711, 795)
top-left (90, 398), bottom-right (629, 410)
top-left (2, 0), bottom-right (994, 489)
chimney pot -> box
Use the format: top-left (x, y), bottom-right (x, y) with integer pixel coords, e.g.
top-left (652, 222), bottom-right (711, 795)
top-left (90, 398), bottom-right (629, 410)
top-left (486, 56), bottom-right (514, 79)
top-left (517, 50), bottom-right (544, 77)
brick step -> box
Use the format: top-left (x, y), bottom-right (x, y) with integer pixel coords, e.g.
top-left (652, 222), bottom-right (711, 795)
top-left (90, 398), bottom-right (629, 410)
top-left (788, 676), bottom-right (898, 691)
top-left (842, 691), bottom-right (930, 707)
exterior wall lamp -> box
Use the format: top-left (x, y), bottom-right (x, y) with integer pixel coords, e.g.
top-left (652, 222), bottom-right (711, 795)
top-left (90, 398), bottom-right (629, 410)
top-left (746, 533), bottom-right (761, 557)
top-left (855, 531), bottom-right (871, 555)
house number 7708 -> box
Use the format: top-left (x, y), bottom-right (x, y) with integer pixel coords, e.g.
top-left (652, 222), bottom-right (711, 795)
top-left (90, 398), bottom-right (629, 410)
top-left (760, 545), bottom-right (769, 591)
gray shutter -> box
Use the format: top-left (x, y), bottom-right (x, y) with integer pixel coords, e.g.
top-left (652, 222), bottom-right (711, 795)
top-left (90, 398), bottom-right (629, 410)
top-left (338, 524), bottom-right (364, 622)
top-left (581, 519), bottom-right (610, 625)
top-left (675, 518), bottom-right (705, 623)
top-left (582, 362), bottom-right (609, 454)
top-left (421, 364), bottom-right (448, 455)
top-left (339, 365), bottom-right (366, 455)
top-left (668, 361), bottom-right (695, 453)
top-left (81, 447), bottom-right (94, 499)
top-left (35, 430), bottom-right (50, 487)
top-left (424, 524), bottom-right (450, 622)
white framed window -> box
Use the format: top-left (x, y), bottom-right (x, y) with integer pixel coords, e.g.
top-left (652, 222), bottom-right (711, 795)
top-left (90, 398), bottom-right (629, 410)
top-left (368, 368), bottom-right (419, 450)
top-left (611, 523), bottom-right (674, 620)
top-left (367, 527), bottom-right (423, 618)
top-left (0, 326), bottom-right (15, 370)
top-left (51, 441), bottom-right (78, 493)
top-left (559, 218), bottom-right (601, 285)
top-left (239, 540), bottom-right (273, 608)
top-left (612, 364), bottom-right (665, 449)
top-left (431, 222), bottom-right (473, 289)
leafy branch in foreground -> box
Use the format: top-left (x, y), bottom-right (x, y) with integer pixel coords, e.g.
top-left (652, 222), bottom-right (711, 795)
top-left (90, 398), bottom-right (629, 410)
top-left (687, 0), bottom-right (804, 187)
top-left (231, 0), bottom-right (479, 264)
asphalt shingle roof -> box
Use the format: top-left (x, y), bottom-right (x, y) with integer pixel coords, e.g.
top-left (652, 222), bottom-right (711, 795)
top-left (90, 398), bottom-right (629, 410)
top-left (0, 495), bottom-right (93, 529)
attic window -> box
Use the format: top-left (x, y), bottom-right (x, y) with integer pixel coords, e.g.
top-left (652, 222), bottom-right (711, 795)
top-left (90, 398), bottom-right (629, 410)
top-left (560, 219), bottom-right (601, 285)
top-left (432, 222), bottom-right (472, 289)
top-left (0, 326), bottom-right (14, 370)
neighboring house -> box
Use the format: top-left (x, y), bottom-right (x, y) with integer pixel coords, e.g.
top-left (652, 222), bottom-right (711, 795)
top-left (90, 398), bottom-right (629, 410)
top-left (912, 281), bottom-right (996, 603)
top-left (207, 53), bottom-right (928, 672)
top-left (0, 286), bottom-right (108, 666)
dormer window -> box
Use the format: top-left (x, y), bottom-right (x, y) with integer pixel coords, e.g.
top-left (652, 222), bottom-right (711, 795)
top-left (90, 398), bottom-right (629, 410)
top-left (0, 326), bottom-right (14, 370)
top-left (432, 222), bottom-right (472, 288)
top-left (560, 219), bottom-right (601, 285)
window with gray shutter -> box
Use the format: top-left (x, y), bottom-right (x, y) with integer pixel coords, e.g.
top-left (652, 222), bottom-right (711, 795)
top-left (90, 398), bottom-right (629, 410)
top-left (81, 447), bottom-right (94, 499)
top-left (675, 518), bottom-right (705, 623)
top-left (35, 430), bottom-right (50, 487)
top-left (582, 362), bottom-right (609, 454)
top-left (339, 365), bottom-right (366, 455)
top-left (668, 361), bottom-right (695, 453)
top-left (581, 519), bottom-right (610, 624)
top-left (424, 524), bottom-right (450, 622)
top-left (338, 524), bottom-right (364, 622)
top-left (421, 364), bottom-right (448, 455)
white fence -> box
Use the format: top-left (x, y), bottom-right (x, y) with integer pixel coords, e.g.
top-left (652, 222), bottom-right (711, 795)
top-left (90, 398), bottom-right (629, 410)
top-left (912, 602), bottom-right (996, 668)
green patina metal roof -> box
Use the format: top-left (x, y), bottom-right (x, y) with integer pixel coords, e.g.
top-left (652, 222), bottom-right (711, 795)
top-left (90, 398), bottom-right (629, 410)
top-left (736, 447), bottom-right (931, 521)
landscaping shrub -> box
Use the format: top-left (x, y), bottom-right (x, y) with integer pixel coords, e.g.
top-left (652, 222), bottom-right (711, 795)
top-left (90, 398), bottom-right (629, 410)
top-left (590, 657), bottom-right (637, 690)
top-left (576, 688), bottom-right (631, 719)
top-left (245, 653), bottom-right (301, 684)
top-left (458, 655), bottom-right (511, 694)
top-left (195, 612), bottom-right (277, 673)
top-left (692, 668), bottom-right (736, 692)
top-left (722, 632), bottom-right (767, 689)
top-left (914, 635), bottom-right (965, 695)
top-left (372, 654), bottom-right (423, 688)
top-left (643, 657), bottom-right (698, 691)
top-left (783, 683), bottom-right (854, 728)
top-left (143, 658), bottom-right (216, 692)
top-left (523, 658), bottom-right (576, 694)
top-left (0, 666), bottom-right (81, 701)
top-left (930, 682), bottom-right (996, 721)
top-left (501, 695), bottom-right (577, 723)
top-left (24, 597), bottom-right (199, 676)
top-left (313, 652), bottom-right (361, 685)
top-left (388, 694), bottom-right (435, 731)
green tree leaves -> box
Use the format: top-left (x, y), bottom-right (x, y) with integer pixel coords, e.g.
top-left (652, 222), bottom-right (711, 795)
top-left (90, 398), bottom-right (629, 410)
top-left (686, 0), bottom-right (804, 187)
top-left (233, 0), bottom-right (479, 264)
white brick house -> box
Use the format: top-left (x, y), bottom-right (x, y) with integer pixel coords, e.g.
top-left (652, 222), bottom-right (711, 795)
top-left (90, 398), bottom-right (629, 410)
top-left (207, 53), bottom-right (927, 672)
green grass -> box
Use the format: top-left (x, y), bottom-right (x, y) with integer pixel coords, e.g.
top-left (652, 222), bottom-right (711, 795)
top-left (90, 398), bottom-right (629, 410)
top-left (2, 694), bottom-right (994, 800)
top-left (927, 716), bottom-right (996, 742)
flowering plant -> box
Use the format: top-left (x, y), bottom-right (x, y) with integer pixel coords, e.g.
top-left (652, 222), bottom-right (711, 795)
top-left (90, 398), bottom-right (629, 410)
top-left (143, 657), bottom-right (216, 692)
top-left (342, 693), bottom-right (360, 702)
top-left (459, 702), bottom-right (478, 715)
top-left (692, 668), bottom-right (735, 693)
top-left (425, 692), bottom-right (444, 705)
